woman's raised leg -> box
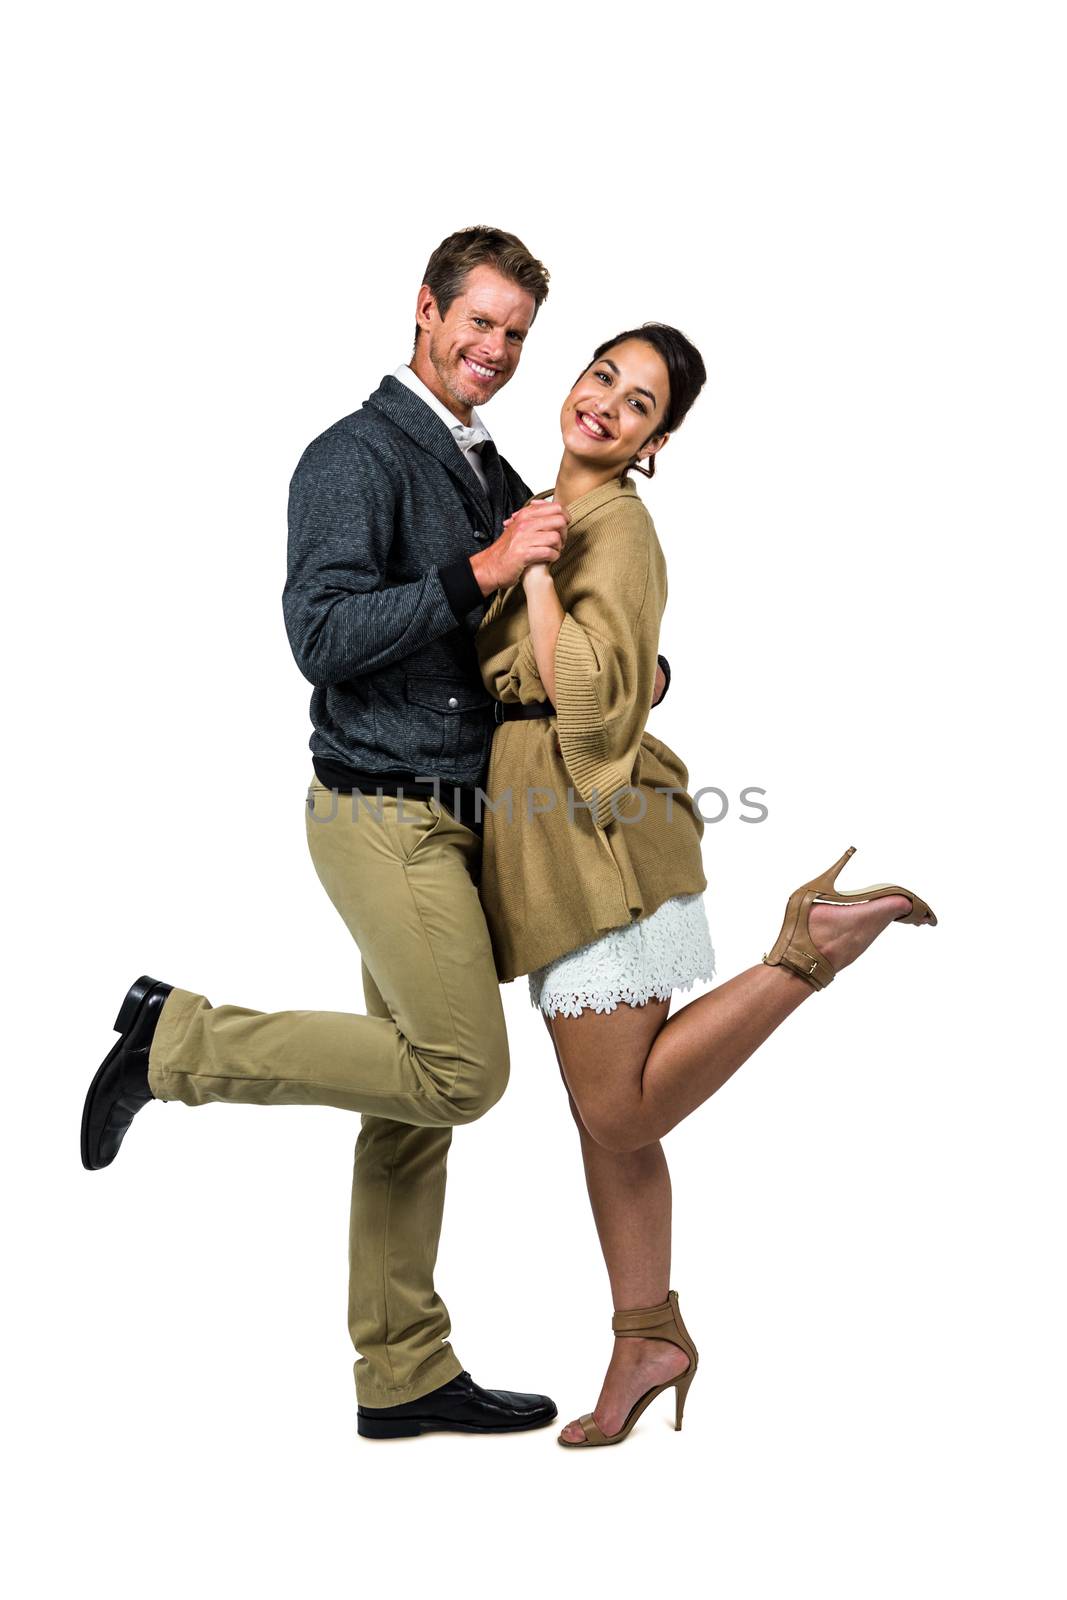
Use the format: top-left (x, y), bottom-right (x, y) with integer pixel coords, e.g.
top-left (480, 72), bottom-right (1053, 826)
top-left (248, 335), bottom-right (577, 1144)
top-left (550, 893), bottom-right (912, 1153)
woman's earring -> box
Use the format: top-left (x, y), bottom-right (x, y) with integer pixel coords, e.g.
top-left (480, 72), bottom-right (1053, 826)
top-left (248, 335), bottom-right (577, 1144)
top-left (630, 453), bottom-right (656, 478)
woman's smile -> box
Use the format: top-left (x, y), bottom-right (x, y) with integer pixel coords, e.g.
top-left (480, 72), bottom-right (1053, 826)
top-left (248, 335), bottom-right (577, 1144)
top-left (575, 409), bottom-right (614, 440)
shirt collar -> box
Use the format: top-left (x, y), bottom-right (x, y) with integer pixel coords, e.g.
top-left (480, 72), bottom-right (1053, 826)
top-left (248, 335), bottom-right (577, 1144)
top-left (393, 364), bottom-right (491, 447)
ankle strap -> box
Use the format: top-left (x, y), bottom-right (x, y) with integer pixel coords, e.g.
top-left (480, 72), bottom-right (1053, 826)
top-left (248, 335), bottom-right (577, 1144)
top-left (611, 1290), bottom-right (698, 1373)
top-left (612, 1294), bottom-right (676, 1337)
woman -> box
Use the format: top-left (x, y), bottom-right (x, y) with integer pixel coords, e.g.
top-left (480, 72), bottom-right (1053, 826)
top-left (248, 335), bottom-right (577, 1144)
top-left (475, 324), bottom-right (936, 1449)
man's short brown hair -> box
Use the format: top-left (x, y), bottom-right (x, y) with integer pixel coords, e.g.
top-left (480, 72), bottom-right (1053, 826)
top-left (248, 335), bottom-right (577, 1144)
top-left (414, 225), bottom-right (550, 350)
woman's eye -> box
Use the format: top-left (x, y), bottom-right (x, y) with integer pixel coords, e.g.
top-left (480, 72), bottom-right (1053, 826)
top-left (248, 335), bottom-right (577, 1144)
top-left (594, 370), bottom-right (611, 383)
top-left (630, 398), bottom-right (647, 413)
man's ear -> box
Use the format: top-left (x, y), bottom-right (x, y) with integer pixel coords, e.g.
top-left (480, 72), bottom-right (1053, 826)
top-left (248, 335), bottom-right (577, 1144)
top-left (414, 283), bottom-right (439, 334)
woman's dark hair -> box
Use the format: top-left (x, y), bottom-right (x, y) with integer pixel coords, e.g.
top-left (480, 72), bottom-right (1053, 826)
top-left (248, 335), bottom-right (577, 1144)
top-left (585, 322), bottom-right (707, 451)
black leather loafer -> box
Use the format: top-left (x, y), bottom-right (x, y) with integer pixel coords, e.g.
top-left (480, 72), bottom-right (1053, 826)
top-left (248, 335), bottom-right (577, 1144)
top-left (357, 1370), bottom-right (558, 1439)
top-left (81, 975), bottom-right (173, 1171)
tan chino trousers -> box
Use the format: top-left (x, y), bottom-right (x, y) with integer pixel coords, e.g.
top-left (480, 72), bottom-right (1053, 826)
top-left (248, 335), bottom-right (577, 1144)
top-left (147, 776), bottom-right (509, 1406)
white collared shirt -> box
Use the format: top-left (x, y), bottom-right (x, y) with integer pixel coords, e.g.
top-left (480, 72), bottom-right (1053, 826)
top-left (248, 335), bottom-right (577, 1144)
top-left (393, 363), bottom-right (492, 494)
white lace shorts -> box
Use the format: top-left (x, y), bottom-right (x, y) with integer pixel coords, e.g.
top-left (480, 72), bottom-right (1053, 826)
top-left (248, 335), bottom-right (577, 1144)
top-left (528, 893), bottom-right (716, 1020)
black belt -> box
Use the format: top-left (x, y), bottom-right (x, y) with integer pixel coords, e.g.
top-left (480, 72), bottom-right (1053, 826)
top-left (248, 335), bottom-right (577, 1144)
top-left (310, 757), bottom-right (485, 834)
top-left (493, 700), bottom-right (555, 724)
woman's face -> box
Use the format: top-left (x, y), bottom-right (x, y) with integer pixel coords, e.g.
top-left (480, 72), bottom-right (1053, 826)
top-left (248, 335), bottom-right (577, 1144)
top-left (560, 337), bottom-right (671, 476)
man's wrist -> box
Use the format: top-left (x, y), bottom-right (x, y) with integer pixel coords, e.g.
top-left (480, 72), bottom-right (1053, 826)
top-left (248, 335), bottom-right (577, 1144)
top-left (467, 550), bottom-right (502, 601)
top-left (439, 555), bottom-right (489, 619)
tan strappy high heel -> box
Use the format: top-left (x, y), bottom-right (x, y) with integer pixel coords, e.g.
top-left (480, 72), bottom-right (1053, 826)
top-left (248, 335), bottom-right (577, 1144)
top-left (762, 845), bottom-right (937, 991)
top-left (558, 1289), bottom-right (698, 1449)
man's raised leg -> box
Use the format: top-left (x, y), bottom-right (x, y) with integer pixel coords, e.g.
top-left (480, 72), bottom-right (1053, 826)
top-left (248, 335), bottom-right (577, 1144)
top-left (138, 790), bottom-right (509, 1128)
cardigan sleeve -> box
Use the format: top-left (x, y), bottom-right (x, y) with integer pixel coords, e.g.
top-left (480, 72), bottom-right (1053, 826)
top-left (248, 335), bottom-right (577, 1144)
top-left (553, 504), bottom-right (658, 831)
top-left (283, 431), bottom-right (466, 685)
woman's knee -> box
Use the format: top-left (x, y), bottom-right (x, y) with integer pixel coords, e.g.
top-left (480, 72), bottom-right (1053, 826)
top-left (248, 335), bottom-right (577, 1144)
top-left (571, 1093), bottom-right (646, 1154)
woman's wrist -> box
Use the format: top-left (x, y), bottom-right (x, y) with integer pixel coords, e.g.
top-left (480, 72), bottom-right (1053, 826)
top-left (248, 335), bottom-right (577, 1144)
top-left (522, 562), bottom-right (555, 591)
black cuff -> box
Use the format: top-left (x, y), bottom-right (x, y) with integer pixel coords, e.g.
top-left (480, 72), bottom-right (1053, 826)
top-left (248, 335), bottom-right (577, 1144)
top-left (655, 653), bottom-right (672, 706)
top-left (439, 556), bottom-right (487, 622)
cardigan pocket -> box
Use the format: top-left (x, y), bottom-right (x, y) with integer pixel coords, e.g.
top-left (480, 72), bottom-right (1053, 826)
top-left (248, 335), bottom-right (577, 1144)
top-left (404, 673), bottom-right (493, 768)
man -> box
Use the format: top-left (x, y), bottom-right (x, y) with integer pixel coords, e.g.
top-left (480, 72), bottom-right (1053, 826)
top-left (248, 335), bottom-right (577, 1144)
top-left (81, 226), bottom-right (667, 1440)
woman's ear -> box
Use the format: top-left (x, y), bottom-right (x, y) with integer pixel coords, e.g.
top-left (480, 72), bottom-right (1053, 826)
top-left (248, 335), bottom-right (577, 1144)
top-left (638, 431), bottom-right (670, 468)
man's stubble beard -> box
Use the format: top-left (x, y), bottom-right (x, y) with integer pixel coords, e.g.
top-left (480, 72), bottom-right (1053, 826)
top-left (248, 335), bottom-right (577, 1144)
top-left (429, 337), bottom-right (507, 414)
top-left (429, 347), bottom-right (478, 414)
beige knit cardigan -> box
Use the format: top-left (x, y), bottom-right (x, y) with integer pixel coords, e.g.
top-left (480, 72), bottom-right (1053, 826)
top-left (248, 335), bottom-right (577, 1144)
top-left (475, 477), bottom-right (707, 983)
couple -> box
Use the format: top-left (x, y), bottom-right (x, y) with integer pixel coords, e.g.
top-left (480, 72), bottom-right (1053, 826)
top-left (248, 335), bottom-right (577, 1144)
top-left (81, 226), bottom-right (936, 1449)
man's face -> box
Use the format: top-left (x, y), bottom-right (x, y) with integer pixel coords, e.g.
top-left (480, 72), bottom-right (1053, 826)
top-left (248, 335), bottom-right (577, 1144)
top-left (415, 264), bottom-right (536, 420)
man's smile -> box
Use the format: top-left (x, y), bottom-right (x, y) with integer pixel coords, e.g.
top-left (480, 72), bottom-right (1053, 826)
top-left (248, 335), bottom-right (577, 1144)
top-left (462, 356), bottom-right (501, 383)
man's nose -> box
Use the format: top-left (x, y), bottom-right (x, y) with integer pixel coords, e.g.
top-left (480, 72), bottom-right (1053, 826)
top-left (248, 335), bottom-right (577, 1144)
top-left (477, 331), bottom-right (508, 364)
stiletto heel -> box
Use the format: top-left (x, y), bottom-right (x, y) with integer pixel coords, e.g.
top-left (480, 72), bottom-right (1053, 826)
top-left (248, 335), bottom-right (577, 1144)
top-left (809, 845), bottom-right (859, 894)
top-left (674, 1369), bottom-right (695, 1431)
top-left (558, 1289), bottom-right (699, 1449)
top-left (763, 845), bottom-right (937, 991)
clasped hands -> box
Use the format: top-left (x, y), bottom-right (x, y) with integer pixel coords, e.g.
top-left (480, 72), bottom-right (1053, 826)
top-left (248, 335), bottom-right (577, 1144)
top-left (485, 499), bottom-right (571, 590)
top-left (475, 500), bottom-right (667, 710)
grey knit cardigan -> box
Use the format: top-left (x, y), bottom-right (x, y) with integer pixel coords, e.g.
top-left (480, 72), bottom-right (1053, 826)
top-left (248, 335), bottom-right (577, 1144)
top-left (283, 375), bottom-right (531, 785)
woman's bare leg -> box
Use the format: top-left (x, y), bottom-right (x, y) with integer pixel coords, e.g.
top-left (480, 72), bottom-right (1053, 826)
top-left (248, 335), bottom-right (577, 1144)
top-left (542, 1018), bottom-right (690, 1444)
top-left (551, 895), bottom-right (914, 1153)
top-left (542, 897), bottom-right (916, 1440)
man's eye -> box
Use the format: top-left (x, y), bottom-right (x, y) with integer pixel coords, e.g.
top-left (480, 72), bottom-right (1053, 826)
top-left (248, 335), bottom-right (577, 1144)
top-left (473, 317), bottom-right (488, 327)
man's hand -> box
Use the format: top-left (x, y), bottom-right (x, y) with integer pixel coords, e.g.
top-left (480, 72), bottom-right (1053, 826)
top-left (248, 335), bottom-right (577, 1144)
top-left (470, 500), bottom-right (569, 595)
top-left (650, 654), bottom-right (671, 708)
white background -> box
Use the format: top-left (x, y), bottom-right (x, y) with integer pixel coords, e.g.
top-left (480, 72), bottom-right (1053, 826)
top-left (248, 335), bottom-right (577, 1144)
top-left (4, 3), bottom-right (1064, 1596)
